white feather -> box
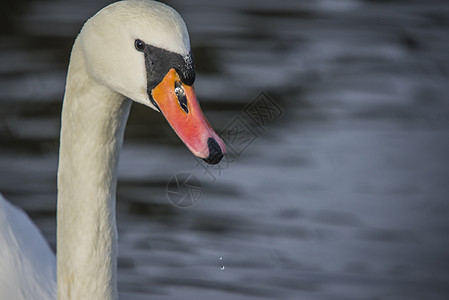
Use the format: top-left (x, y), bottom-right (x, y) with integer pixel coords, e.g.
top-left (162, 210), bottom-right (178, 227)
top-left (0, 194), bottom-right (56, 300)
top-left (0, 1), bottom-right (192, 299)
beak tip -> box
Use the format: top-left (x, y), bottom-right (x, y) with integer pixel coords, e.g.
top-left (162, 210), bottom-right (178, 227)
top-left (202, 153), bottom-right (223, 165)
top-left (202, 137), bottom-right (224, 165)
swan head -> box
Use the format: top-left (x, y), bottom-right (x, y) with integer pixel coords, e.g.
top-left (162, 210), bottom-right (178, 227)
top-left (77, 0), bottom-right (225, 164)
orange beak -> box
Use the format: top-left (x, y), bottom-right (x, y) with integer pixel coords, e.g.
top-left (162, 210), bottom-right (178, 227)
top-left (150, 68), bottom-right (225, 164)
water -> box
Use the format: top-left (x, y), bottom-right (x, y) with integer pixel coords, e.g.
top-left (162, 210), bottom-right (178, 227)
top-left (1, 0), bottom-right (449, 299)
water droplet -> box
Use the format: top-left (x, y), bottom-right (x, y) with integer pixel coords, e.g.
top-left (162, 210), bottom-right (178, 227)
top-left (220, 265), bottom-right (225, 271)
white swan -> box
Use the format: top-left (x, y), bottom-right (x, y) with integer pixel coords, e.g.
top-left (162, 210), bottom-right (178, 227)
top-left (0, 1), bottom-right (225, 299)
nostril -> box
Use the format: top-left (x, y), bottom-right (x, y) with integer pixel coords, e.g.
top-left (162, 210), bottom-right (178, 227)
top-left (203, 137), bottom-right (223, 165)
top-left (174, 81), bottom-right (188, 113)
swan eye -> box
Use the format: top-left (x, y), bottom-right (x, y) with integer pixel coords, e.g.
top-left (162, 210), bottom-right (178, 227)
top-left (135, 39), bottom-right (145, 51)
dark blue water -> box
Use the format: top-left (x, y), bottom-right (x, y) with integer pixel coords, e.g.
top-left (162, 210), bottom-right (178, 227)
top-left (1, 0), bottom-right (449, 299)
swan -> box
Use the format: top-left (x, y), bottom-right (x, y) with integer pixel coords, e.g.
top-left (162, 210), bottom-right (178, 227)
top-left (0, 0), bottom-right (225, 299)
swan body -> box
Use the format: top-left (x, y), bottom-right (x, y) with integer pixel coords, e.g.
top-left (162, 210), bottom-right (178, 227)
top-left (0, 193), bottom-right (56, 299)
top-left (0, 1), bottom-right (225, 299)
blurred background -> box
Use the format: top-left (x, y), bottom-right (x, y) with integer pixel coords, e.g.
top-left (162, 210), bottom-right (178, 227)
top-left (1, 0), bottom-right (449, 299)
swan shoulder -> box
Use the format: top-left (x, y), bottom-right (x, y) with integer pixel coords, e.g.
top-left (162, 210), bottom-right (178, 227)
top-left (0, 193), bottom-right (56, 300)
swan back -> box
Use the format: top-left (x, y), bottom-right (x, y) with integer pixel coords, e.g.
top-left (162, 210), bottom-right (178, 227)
top-left (0, 194), bottom-right (56, 300)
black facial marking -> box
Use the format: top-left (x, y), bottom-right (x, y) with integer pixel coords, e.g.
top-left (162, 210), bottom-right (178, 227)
top-left (149, 97), bottom-right (161, 112)
top-left (144, 45), bottom-right (195, 89)
top-left (175, 81), bottom-right (188, 113)
top-left (135, 40), bottom-right (196, 107)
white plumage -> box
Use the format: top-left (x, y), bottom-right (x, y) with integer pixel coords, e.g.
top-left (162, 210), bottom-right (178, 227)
top-left (0, 1), bottom-right (198, 299)
top-left (0, 193), bottom-right (56, 299)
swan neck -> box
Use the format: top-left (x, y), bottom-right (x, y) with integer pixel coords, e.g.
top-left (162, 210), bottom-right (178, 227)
top-left (57, 38), bottom-right (131, 300)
